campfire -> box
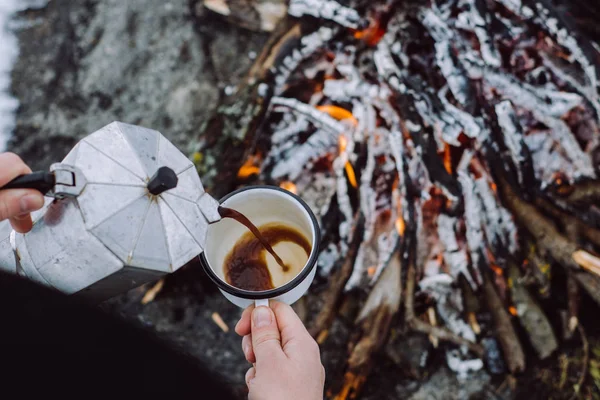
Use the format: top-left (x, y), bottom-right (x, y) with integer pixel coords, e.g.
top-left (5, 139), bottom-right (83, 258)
top-left (196, 0), bottom-right (600, 397)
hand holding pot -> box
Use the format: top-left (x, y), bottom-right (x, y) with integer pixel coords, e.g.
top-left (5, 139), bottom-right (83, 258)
top-left (0, 153), bottom-right (44, 233)
top-left (235, 301), bottom-right (325, 400)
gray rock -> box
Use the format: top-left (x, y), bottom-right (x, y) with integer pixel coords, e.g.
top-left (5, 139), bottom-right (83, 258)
top-left (8, 0), bottom-right (267, 171)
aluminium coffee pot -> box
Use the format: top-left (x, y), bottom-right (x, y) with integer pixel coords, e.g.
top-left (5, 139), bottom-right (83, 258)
top-left (0, 122), bottom-right (222, 302)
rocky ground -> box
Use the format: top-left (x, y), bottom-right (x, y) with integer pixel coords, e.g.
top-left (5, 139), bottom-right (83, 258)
top-left (7, 1), bottom-right (600, 399)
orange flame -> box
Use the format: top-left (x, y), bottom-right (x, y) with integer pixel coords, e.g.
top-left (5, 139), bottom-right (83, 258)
top-left (345, 163), bottom-right (358, 188)
top-left (442, 142), bottom-right (452, 175)
top-left (395, 217), bottom-right (405, 236)
top-left (490, 264), bottom-right (503, 276)
top-left (316, 105), bottom-right (358, 125)
top-left (508, 306), bottom-right (517, 316)
top-left (237, 154), bottom-right (261, 179)
top-left (353, 19), bottom-right (385, 46)
top-left (338, 135), bottom-right (358, 188)
top-left (279, 181), bottom-right (297, 194)
top-left (490, 182), bottom-right (497, 194)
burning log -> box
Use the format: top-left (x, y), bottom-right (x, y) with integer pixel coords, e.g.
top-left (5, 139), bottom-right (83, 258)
top-left (190, 0), bottom-right (600, 392)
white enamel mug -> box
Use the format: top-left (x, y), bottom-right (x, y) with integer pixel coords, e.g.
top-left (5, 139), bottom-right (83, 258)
top-left (200, 186), bottom-right (320, 309)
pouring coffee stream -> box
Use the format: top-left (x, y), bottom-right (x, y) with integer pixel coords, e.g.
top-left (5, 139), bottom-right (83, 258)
top-left (218, 206), bottom-right (289, 273)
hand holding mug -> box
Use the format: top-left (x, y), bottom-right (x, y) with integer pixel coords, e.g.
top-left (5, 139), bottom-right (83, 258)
top-left (235, 301), bottom-right (325, 400)
top-left (0, 153), bottom-right (44, 233)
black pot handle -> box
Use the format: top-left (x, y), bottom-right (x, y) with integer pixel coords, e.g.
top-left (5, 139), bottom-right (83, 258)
top-left (1, 172), bottom-right (56, 195)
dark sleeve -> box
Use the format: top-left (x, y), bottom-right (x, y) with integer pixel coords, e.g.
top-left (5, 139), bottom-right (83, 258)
top-left (0, 271), bottom-right (238, 400)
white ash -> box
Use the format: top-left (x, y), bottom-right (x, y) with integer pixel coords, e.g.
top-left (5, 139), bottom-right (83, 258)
top-left (524, 132), bottom-right (578, 186)
top-left (437, 214), bottom-right (476, 288)
top-left (455, 0), bottom-right (502, 68)
top-left (494, 100), bottom-right (528, 185)
top-left (538, 115), bottom-right (596, 179)
top-left (419, 274), bottom-right (477, 343)
top-left (483, 70), bottom-right (583, 118)
top-left (474, 177), bottom-right (518, 253)
top-left (324, 76), bottom-right (387, 103)
top-left (446, 349), bottom-right (484, 380)
top-left (438, 86), bottom-right (483, 142)
top-left (273, 27), bottom-right (335, 94)
top-left (334, 156), bottom-right (353, 252)
top-left (270, 114), bottom-right (310, 145)
top-left (541, 54), bottom-right (600, 118)
top-left (420, 9), bottom-right (472, 107)
top-left (359, 134), bottom-right (377, 252)
top-left (495, 0), bottom-right (522, 15)
top-left (288, 0), bottom-right (361, 29)
top-left (294, 171), bottom-right (337, 222)
top-left (270, 128), bottom-right (337, 180)
top-left (271, 96), bottom-right (346, 132)
top-left (457, 152), bottom-right (484, 281)
top-left (374, 40), bottom-right (405, 92)
top-left (532, 3), bottom-right (598, 101)
top-left (317, 242), bottom-right (340, 277)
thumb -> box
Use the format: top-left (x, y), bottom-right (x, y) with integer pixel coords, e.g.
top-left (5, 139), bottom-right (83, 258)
top-left (251, 306), bottom-right (284, 363)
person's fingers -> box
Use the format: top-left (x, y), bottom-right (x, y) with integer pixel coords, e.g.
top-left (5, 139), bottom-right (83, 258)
top-left (251, 306), bottom-right (284, 363)
top-left (0, 152), bottom-right (32, 186)
top-left (9, 214), bottom-right (33, 234)
top-left (242, 334), bottom-right (256, 364)
top-left (235, 305), bottom-right (254, 336)
top-left (270, 301), bottom-right (315, 353)
top-left (0, 189), bottom-right (44, 225)
top-left (245, 366), bottom-right (256, 387)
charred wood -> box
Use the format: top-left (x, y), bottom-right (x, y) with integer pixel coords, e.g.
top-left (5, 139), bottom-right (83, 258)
top-left (309, 213), bottom-right (364, 339)
top-left (507, 262), bottom-right (558, 359)
top-left (333, 245), bottom-right (402, 399)
top-left (482, 266), bottom-right (526, 373)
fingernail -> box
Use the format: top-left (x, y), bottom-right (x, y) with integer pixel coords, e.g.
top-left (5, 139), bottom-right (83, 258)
top-left (244, 344), bottom-right (250, 357)
top-left (253, 307), bottom-right (272, 328)
top-left (20, 194), bottom-right (43, 213)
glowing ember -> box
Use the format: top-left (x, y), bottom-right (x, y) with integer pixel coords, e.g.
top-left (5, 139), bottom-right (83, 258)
top-left (237, 154), bottom-right (261, 179)
top-left (442, 142), bottom-right (452, 175)
top-left (338, 135), bottom-right (358, 188)
top-left (353, 19), bottom-right (385, 46)
top-left (316, 104), bottom-right (358, 125)
top-left (279, 181), bottom-right (298, 194)
top-left (367, 265), bottom-right (376, 277)
top-left (395, 216), bottom-right (405, 236)
top-left (345, 162), bottom-right (358, 188)
top-left (490, 264), bottom-right (503, 276)
top-left (508, 306), bottom-right (518, 316)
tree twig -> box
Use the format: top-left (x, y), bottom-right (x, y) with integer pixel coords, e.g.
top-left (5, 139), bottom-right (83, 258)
top-left (569, 324), bottom-right (589, 400)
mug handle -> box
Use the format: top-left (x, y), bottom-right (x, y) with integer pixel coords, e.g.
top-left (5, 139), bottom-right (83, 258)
top-left (255, 298), bottom-right (269, 308)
